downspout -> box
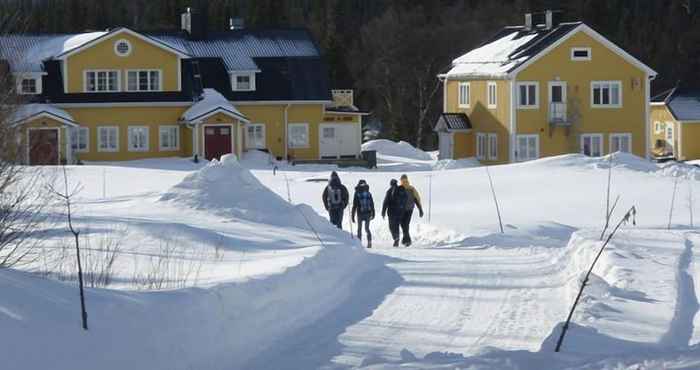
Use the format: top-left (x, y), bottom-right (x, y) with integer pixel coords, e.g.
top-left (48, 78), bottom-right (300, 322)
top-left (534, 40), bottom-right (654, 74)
top-left (645, 74), bottom-right (656, 160)
top-left (283, 103), bottom-right (291, 161)
top-left (509, 77), bottom-right (518, 163)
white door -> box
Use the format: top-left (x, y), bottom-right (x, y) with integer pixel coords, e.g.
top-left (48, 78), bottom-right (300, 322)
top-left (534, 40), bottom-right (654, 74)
top-left (319, 123), bottom-right (360, 159)
top-left (439, 133), bottom-right (454, 159)
top-left (581, 134), bottom-right (603, 156)
top-left (666, 123), bottom-right (675, 154)
top-left (549, 81), bottom-right (567, 122)
top-left (515, 135), bottom-right (539, 162)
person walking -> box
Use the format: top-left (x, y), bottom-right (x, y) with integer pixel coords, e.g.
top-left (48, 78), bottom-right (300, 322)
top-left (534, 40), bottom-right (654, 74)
top-left (351, 179), bottom-right (375, 248)
top-left (398, 174), bottom-right (424, 247)
top-left (382, 179), bottom-right (407, 247)
top-left (322, 171), bottom-right (349, 229)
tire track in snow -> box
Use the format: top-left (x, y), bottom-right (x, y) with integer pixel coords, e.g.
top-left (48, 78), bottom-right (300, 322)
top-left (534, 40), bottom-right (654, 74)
top-left (660, 235), bottom-right (699, 347)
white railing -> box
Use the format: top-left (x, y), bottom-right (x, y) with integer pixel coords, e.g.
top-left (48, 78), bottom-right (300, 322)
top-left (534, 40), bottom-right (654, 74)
top-left (549, 102), bottom-right (569, 125)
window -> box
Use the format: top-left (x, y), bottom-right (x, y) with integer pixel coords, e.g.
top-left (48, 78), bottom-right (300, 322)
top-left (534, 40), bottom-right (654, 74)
top-left (18, 77), bottom-right (41, 95)
top-left (666, 123), bottom-right (674, 141)
top-left (159, 126), bottom-right (179, 151)
top-left (322, 126), bottom-right (335, 139)
top-left (85, 70), bottom-right (120, 92)
top-left (98, 126), bottom-right (119, 152)
top-left (654, 121), bottom-right (666, 134)
top-left (487, 82), bottom-right (497, 109)
top-left (128, 126), bottom-right (149, 152)
top-left (476, 133), bottom-right (487, 160)
top-left (571, 47), bottom-right (591, 61)
top-left (591, 81), bottom-right (622, 108)
top-left (127, 70), bottom-right (161, 92)
top-left (288, 123), bottom-right (309, 148)
top-left (516, 135), bottom-right (539, 162)
top-left (458, 82), bottom-right (470, 108)
top-left (114, 39), bottom-right (132, 57)
top-left (517, 82), bottom-right (539, 108)
top-left (581, 134), bottom-right (603, 156)
top-left (246, 123), bottom-right (266, 149)
top-left (488, 133), bottom-right (498, 160)
top-left (71, 127), bottom-right (89, 153)
top-left (231, 72), bottom-right (256, 91)
top-left (610, 133), bottom-right (631, 153)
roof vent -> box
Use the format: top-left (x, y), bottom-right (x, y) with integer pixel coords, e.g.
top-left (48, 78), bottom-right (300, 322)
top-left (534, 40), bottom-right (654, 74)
top-left (524, 13), bottom-right (533, 31)
top-left (230, 18), bottom-right (245, 30)
top-left (181, 8), bottom-right (192, 34)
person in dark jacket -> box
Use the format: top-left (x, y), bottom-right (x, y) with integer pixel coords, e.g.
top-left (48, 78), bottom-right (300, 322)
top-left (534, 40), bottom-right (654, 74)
top-left (382, 179), bottom-right (407, 247)
top-left (351, 179), bottom-right (375, 248)
top-left (322, 171), bottom-right (349, 229)
top-left (398, 174), bottom-right (424, 246)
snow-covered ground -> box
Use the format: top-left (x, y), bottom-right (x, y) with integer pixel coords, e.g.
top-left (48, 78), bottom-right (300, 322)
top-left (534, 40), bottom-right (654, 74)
top-left (4, 140), bottom-right (700, 369)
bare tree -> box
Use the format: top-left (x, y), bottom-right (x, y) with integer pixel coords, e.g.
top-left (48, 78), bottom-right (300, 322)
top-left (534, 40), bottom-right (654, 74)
top-left (0, 12), bottom-right (51, 268)
top-left (47, 166), bottom-right (88, 331)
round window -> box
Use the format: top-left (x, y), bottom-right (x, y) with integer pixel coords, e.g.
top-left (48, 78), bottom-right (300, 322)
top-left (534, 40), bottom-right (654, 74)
top-left (114, 39), bottom-right (132, 57)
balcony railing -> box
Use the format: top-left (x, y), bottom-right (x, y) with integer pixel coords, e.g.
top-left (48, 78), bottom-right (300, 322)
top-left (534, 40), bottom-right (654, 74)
top-left (331, 89), bottom-right (354, 108)
top-left (549, 102), bottom-right (570, 125)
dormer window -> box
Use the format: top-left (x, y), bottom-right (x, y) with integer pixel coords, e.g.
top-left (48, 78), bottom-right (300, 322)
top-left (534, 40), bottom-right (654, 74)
top-left (18, 76), bottom-right (41, 95)
top-left (231, 72), bottom-right (256, 91)
top-left (114, 39), bottom-right (132, 57)
top-left (571, 47), bottom-right (591, 61)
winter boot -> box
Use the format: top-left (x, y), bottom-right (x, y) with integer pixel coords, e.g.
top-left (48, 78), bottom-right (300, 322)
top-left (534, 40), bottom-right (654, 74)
top-left (393, 239), bottom-right (399, 247)
top-left (367, 237), bottom-right (372, 249)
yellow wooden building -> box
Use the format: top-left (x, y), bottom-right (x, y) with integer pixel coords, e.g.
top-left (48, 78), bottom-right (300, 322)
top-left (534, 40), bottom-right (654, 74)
top-left (435, 11), bottom-right (657, 164)
top-left (1, 9), bottom-right (365, 165)
top-left (650, 87), bottom-right (700, 161)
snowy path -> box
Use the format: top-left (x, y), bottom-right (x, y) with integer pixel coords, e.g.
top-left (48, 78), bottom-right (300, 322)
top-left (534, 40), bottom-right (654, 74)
top-left (327, 240), bottom-right (573, 367)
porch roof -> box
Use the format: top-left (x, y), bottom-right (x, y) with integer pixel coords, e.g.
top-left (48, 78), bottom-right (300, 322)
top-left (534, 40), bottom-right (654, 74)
top-left (9, 104), bottom-right (79, 127)
top-left (181, 89), bottom-right (249, 124)
top-left (434, 113), bottom-right (472, 132)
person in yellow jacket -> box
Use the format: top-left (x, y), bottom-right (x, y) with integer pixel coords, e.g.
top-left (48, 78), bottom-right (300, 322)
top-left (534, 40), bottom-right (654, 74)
top-left (398, 174), bottom-right (424, 246)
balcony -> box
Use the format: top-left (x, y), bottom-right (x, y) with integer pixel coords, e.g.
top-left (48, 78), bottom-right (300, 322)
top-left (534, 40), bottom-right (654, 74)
top-left (548, 102), bottom-right (570, 125)
top-left (331, 89), bottom-right (354, 108)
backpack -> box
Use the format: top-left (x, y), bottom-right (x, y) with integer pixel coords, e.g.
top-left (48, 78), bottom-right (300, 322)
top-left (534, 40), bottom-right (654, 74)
top-left (327, 186), bottom-right (343, 208)
top-left (393, 186), bottom-right (408, 212)
top-left (357, 191), bottom-right (372, 213)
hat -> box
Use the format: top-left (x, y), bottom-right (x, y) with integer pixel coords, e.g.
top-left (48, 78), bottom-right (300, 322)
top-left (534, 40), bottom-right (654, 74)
top-left (358, 179), bottom-right (367, 186)
top-left (390, 179), bottom-right (398, 186)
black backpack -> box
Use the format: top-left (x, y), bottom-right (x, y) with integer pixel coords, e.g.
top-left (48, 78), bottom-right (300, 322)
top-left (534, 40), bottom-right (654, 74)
top-left (393, 187), bottom-right (408, 211)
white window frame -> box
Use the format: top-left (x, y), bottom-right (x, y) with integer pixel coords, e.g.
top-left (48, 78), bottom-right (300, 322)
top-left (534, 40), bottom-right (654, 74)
top-left (476, 133), bottom-right (487, 160)
top-left (98, 126), bottom-right (119, 152)
top-left (71, 127), bottom-right (89, 153)
top-left (609, 133), bottom-right (632, 153)
top-left (84, 70), bottom-right (121, 93)
top-left (458, 82), bottom-right (470, 108)
top-left (591, 81), bottom-right (622, 108)
top-left (288, 123), bottom-right (309, 149)
top-left (571, 47), bottom-right (592, 61)
top-left (246, 123), bottom-right (266, 149)
top-left (231, 72), bottom-right (256, 92)
top-left (126, 69), bottom-right (162, 92)
top-left (654, 121), bottom-right (662, 134)
top-left (517, 81), bottom-right (539, 109)
top-left (159, 125), bottom-right (180, 151)
top-left (515, 134), bottom-right (539, 162)
top-left (666, 123), bottom-right (675, 142)
top-left (580, 133), bottom-right (604, 157)
top-left (17, 75), bottom-right (42, 95)
top-left (114, 39), bottom-right (133, 57)
top-left (127, 126), bottom-right (149, 152)
top-left (487, 81), bottom-right (497, 109)
top-left (488, 133), bottom-right (498, 161)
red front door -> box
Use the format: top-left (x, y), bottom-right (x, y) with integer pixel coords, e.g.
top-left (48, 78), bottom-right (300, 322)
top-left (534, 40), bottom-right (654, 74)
top-left (29, 129), bottom-right (59, 165)
top-left (204, 126), bottom-right (233, 161)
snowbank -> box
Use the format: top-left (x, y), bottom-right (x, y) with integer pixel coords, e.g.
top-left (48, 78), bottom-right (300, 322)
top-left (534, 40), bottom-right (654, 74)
top-left (432, 157), bottom-right (481, 171)
top-left (362, 140), bottom-right (433, 161)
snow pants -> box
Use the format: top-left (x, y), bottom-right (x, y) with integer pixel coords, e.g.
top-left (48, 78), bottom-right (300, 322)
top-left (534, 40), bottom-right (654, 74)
top-left (387, 213), bottom-right (402, 242)
top-left (400, 209), bottom-right (414, 245)
top-left (357, 215), bottom-right (372, 241)
top-left (329, 208), bottom-right (344, 229)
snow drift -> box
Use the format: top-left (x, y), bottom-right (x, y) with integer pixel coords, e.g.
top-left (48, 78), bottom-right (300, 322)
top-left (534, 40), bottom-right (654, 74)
top-left (362, 140), bottom-right (433, 161)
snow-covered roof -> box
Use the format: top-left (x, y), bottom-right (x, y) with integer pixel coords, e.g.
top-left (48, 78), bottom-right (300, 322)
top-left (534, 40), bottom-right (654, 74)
top-left (447, 31), bottom-right (539, 79)
top-left (0, 32), bottom-right (107, 72)
top-left (181, 89), bottom-right (249, 123)
top-left (8, 104), bottom-right (79, 127)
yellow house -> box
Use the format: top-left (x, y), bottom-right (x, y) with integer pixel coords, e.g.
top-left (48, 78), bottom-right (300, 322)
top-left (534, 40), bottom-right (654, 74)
top-left (436, 11), bottom-right (657, 164)
top-left (1, 9), bottom-right (365, 165)
top-left (650, 87), bottom-right (700, 161)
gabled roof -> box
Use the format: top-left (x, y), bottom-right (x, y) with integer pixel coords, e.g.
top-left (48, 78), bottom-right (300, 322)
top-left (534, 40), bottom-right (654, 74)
top-left (181, 89), bottom-right (249, 123)
top-left (54, 27), bottom-right (190, 60)
top-left (434, 113), bottom-right (472, 132)
top-left (445, 22), bottom-right (656, 79)
top-left (8, 104), bottom-right (79, 127)
top-left (652, 87), bottom-right (700, 121)
top-left (0, 32), bottom-right (107, 72)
